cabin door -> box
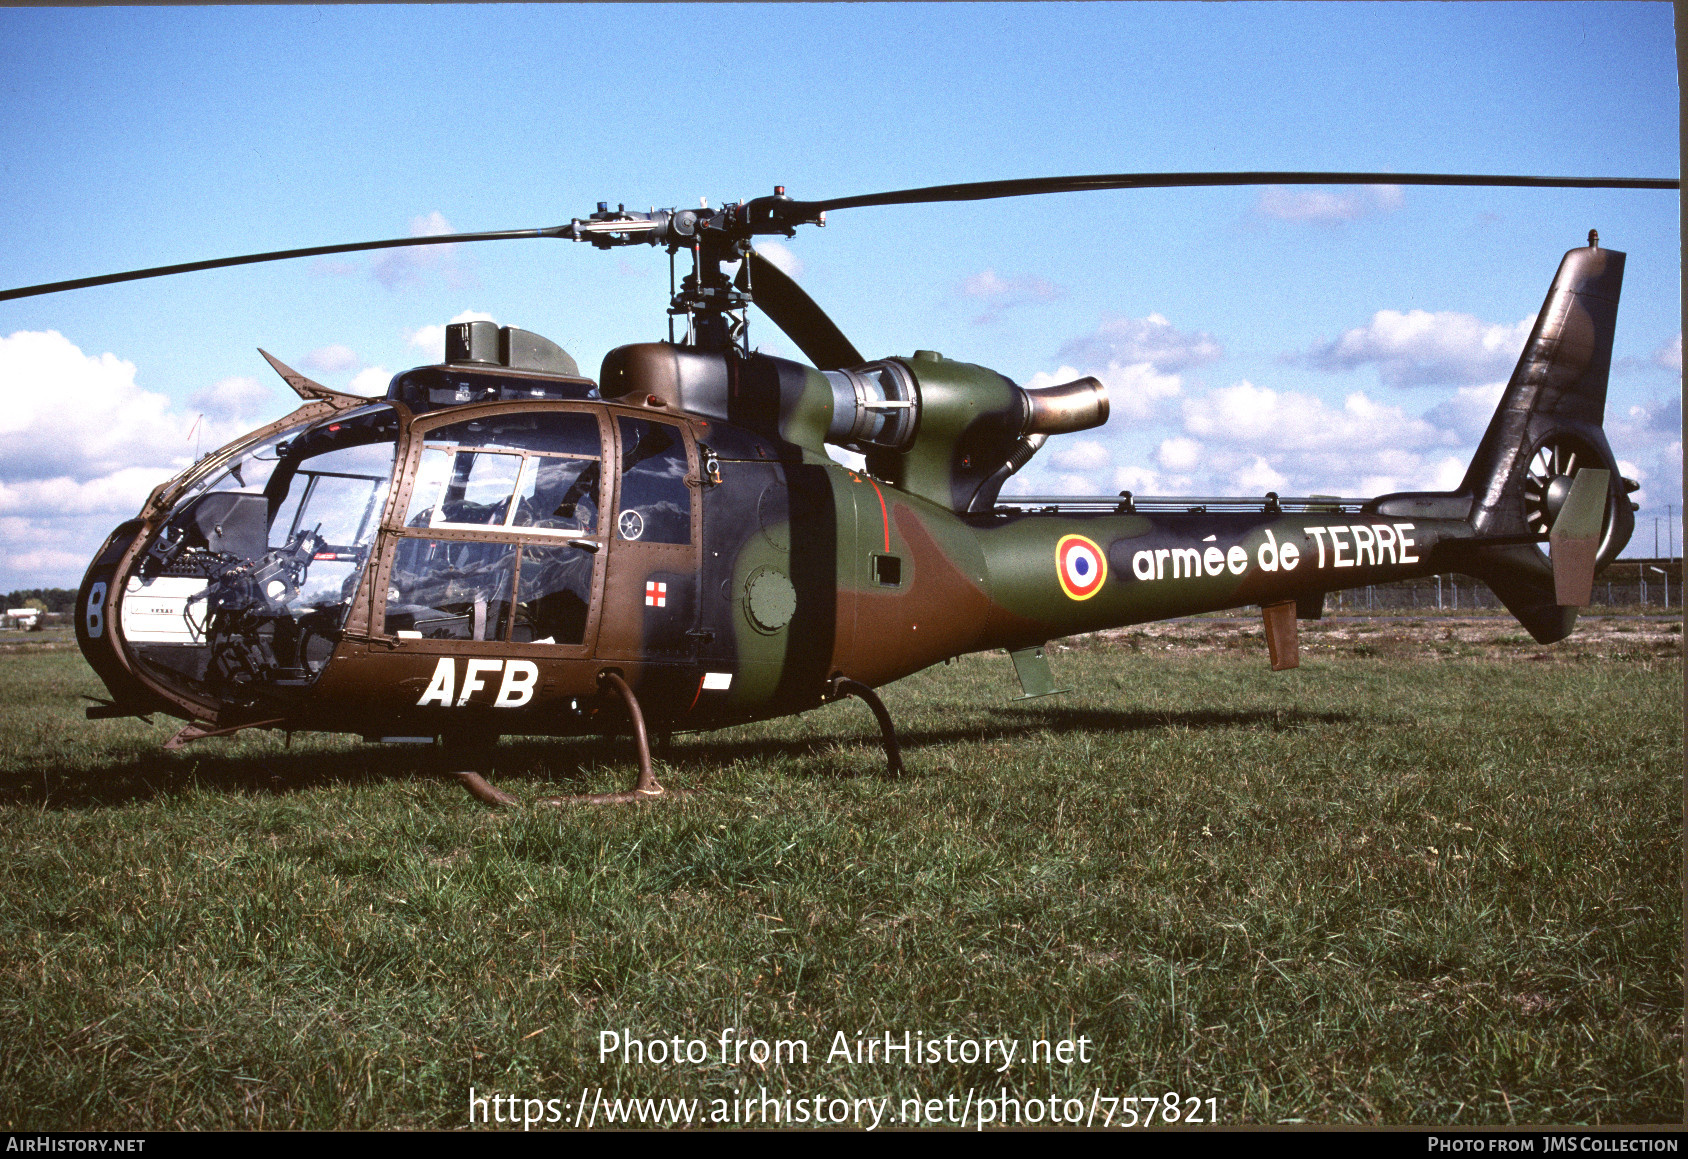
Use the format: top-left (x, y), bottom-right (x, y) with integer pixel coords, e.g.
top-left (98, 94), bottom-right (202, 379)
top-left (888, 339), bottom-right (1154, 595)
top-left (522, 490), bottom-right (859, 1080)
top-left (598, 415), bottom-right (702, 667)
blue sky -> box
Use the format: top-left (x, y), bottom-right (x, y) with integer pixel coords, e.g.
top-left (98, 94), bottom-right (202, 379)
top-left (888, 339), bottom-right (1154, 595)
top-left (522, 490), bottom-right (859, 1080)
top-left (0, 2), bottom-right (1678, 590)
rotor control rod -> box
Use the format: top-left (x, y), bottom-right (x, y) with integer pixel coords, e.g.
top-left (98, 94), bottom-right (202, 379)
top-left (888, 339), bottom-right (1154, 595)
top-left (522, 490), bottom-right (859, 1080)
top-left (561, 190), bottom-right (826, 253)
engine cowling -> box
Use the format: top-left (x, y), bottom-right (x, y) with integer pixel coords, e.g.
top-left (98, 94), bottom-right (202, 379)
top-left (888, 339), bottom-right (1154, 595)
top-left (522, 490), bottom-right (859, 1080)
top-left (845, 351), bottom-right (1107, 514)
top-left (598, 342), bottom-right (1108, 513)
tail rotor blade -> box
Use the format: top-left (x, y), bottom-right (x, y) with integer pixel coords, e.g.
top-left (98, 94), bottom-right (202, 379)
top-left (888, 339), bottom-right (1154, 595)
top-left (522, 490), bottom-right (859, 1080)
top-left (737, 249), bottom-right (864, 371)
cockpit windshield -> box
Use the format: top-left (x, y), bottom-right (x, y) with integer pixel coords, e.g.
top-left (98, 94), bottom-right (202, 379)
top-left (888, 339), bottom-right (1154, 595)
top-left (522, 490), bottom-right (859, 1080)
top-left (121, 405), bottom-right (400, 702)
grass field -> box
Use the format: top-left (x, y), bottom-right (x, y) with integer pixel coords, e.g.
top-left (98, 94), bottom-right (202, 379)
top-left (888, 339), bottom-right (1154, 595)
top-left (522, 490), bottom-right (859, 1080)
top-left (0, 616), bottom-right (1680, 1129)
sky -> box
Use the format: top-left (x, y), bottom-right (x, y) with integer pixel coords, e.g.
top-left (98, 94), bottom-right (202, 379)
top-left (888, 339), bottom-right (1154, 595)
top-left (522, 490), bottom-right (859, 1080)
top-left (0, 2), bottom-right (1679, 592)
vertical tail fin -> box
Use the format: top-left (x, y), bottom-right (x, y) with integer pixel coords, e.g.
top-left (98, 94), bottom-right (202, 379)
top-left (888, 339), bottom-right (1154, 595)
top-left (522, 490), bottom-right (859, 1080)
top-left (1453, 237), bottom-right (1635, 642)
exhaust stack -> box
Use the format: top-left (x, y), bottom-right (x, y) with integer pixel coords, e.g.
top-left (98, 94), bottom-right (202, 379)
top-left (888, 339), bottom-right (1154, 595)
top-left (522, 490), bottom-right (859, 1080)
top-left (1023, 376), bottom-right (1109, 436)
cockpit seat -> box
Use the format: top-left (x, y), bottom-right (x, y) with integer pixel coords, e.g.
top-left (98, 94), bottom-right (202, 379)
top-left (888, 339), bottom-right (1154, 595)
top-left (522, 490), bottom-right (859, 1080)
top-left (183, 492), bottom-right (269, 561)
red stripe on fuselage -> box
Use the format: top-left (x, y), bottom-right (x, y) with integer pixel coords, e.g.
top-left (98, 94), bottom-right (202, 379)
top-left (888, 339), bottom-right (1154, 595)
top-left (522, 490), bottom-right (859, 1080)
top-left (868, 479), bottom-right (890, 552)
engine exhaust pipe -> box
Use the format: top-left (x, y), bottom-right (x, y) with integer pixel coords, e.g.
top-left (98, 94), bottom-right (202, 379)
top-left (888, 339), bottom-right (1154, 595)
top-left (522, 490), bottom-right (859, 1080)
top-left (1022, 376), bottom-right (1108, 436)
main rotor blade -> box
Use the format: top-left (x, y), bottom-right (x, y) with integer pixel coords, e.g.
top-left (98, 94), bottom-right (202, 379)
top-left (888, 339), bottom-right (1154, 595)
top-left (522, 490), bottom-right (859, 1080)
top-left (805, 170), bottom-right (1680, 213)
top-left (736, 248), bottom-right (864, 371)
top-left (0, 225), bottom-right (569, 302)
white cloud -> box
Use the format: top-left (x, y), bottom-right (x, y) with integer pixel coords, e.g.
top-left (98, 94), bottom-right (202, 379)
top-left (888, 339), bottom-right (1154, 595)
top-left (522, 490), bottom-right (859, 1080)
top-left (0, 523), bottom-right (104, 588)
top-left (755, 241), bottom-right (804, 279)
top-left (1608, 396), bottom-right (1682, 517)
top-left (301, 344), bottom-right (360, 374)
top-left (371, 212), bottom-right (473, 290)
top-left (1057, 312), bottom-right (1221, 372)
top-left (0, 331), bottom-right (294, 589)
top-left (1112, 465), bottom-right (1161, 494)
top-left (0, 330), bottom-right (190, 482)
top-left (1299, 309), bottom-right (1534, 386)
top-left (349, 366), bottom-right (393, 396)
top-left (409, 210), bottom-right (454, 237)
top-left (405, 310), bottom-right (499, 358)
top-left (188, 375), bottom-right (274, 424)
top-left (1255, 184), bottom-right (1405, 224)
top-left (1233, 455), bottom-right (1287, 493)
top-left (1049, 438), bottom-right (1111, 472)
top-left (1157, 436), bottom-right (1202, 471)
top-left (1183, 380), bottom-right (1451, 452)
top-left (0, 467), bottom-right (173, 519)
top-left (1427, 455), bottom-right (1468, 492)
top-left (1049, 472), bottom-right (1103, 494)
top-left (960, 270), bottom-right (1010, 297)
top-left (959, 268), bottom-right (1064, 324)
top-left (1656, 333), bottom-right (1682, 374)
top-left (1370, 184), bottom-right (1405, 211)
top-left (1618, 394), bottom-right (1682, 439)
top-left (1163, 379), bottom-right (1476, 497)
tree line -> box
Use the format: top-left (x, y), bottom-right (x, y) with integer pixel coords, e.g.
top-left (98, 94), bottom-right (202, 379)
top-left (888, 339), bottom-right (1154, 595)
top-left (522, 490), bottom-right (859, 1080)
top-left (4, 589), bottom-right (77, 614)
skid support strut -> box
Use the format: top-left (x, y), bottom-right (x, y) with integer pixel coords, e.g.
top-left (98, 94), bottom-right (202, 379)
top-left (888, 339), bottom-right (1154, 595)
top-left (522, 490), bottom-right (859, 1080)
top-left (446, 671), bottom-right (670, 806)
top-left (450, 769), bottom-right (520, 806)
top-left (537, 671), bottom-right (667, 805)
top-left (830, 677), bottom-right (905, 777)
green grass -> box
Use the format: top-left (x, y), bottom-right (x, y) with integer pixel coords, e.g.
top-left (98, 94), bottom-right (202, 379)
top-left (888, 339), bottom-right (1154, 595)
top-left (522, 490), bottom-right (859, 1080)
top-left (0, 631), bottom-right (1679, 1128)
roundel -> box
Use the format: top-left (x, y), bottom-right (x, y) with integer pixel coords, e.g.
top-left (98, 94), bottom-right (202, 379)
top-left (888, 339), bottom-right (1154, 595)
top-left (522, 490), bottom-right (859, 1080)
top-left (1055, 534), bottom-right (1107, 600)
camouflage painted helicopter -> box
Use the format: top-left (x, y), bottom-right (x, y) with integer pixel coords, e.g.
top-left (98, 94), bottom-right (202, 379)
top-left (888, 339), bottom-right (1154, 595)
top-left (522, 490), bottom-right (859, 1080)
top-left (5, 170), bottom-right (1674, 804)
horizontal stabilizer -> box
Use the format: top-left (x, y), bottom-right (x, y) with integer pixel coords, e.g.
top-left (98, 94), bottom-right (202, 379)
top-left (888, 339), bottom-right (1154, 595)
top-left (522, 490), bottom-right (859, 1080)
top-left (1549, 468), bottom-right (1608, 606)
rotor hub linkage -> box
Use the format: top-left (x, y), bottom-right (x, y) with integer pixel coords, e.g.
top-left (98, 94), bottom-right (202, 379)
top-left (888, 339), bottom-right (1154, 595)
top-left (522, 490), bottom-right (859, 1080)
top-left (565, 191), bottom-right (826, 352)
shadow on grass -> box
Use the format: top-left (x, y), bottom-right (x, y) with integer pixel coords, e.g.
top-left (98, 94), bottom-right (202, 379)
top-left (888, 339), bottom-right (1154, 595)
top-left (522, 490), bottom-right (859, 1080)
top-left (2, 704), bottom-right (1358, 811)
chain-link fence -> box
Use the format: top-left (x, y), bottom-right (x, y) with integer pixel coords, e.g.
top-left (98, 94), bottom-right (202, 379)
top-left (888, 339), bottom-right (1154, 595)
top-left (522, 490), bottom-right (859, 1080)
top-left (1327, 559), bottom-right (1681, 614)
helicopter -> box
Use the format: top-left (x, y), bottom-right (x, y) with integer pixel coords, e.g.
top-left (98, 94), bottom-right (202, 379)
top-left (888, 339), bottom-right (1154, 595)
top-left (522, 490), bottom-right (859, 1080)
top-left (4, 170), bottom-right (1675, 805)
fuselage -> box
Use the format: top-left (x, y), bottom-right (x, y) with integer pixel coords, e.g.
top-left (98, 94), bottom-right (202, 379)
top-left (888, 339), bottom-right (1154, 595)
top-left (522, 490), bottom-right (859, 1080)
top-left (77, 387), bottom-right (1464, 744)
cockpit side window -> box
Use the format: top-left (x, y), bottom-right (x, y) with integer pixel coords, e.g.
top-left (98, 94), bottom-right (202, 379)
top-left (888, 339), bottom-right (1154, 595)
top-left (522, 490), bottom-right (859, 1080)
top-left (385, 538), bottom-right (515, 642)
top-left (384, 407), bottom-right (606, 650)
top-left (615, 417), bottom-right (691, 545)
top-left (271, 442), bottom-right (395, 549)
top-left (406, 411), bottom-right (602, 536)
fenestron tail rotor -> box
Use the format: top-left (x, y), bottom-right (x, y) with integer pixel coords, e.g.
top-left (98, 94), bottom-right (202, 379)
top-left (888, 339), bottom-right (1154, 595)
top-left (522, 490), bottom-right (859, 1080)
top-left (1524, 435), bottom-right (1588, 535)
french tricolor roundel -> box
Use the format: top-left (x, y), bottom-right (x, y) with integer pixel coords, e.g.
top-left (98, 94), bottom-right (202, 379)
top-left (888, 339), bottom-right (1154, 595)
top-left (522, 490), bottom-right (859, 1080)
top-left (1055, 534), bottom-right (1106, 600)
top-left (645, 581), bottom-right (667, 607)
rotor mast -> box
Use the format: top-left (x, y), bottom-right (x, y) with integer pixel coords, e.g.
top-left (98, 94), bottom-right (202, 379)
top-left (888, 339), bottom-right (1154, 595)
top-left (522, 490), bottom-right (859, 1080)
top-left (566, 188), bottom-right (824, 354)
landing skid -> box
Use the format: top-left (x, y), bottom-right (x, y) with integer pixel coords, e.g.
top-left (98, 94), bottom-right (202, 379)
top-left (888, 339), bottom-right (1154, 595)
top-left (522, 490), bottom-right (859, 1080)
top-left (445, 671), bottom-right (676, 806)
